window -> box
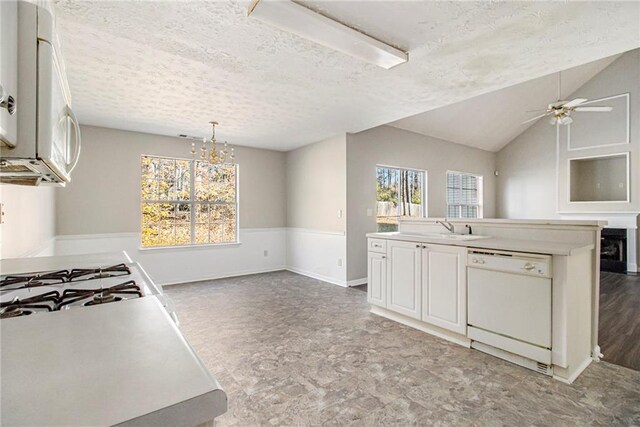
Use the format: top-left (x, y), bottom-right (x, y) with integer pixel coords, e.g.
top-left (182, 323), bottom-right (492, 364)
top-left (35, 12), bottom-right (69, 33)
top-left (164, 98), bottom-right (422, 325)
top-left (376, 166), bottom-right (425, 232)
top-left (446, 171), bottom-right (483, 218)
top-left (141, 156), bottom-right (238, 247)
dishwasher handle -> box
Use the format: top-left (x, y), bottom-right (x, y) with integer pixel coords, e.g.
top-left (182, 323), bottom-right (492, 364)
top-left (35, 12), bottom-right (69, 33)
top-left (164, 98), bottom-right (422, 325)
top-left (467, 252), bottom-right (552, 278)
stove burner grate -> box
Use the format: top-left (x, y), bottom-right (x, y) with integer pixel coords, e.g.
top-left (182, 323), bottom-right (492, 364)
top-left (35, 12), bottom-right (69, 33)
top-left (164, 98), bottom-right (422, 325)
top-left (0, 291), bottom-right (61, 319)
top-left (57, 280), bottom-right (142, 309)
top-left (68, 264), bottom-right (131, 282)
top-left (0, 270), bottom-right (68, 290)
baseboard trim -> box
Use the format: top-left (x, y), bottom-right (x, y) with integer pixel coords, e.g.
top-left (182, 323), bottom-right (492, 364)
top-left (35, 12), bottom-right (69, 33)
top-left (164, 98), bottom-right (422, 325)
top-left (285, 267), bottom-right (348, 287)
top-left (370, 305), bottom-right (471, 348)
top-left (347, 278), bottom-right (367, 287)
top-left (161, 266), bottom-right (287, 287)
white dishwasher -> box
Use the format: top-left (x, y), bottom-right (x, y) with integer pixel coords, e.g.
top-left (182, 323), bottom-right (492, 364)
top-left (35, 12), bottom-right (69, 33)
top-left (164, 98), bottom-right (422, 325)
top-left (467, 250), bottom-right (553, 372)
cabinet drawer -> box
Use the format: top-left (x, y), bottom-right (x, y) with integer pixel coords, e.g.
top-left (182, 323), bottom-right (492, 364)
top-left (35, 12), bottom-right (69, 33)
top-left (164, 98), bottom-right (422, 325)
top-left (368, 238), bottom-right (387, 253)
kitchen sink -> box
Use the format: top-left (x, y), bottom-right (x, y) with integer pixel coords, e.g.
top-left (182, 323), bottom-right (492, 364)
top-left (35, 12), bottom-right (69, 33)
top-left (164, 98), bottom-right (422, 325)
top-left (415, 233), bottom-right (491, 241)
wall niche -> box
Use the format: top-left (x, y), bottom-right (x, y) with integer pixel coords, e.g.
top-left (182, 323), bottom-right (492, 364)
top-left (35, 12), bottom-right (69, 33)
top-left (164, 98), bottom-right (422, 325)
top-left (569, 153), bottom-right (629, 203)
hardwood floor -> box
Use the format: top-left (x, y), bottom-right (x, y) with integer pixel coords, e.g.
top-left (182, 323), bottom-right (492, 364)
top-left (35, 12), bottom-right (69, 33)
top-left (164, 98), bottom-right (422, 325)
top-left (599, 271), bottom-right (640, 371)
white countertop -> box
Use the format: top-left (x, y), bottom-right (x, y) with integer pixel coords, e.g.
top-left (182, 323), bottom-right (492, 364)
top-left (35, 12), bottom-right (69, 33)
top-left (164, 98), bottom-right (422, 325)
top-left (1, 297), bottom-right (226, 426)
top-left (400, 217), bottom-right (608, 227)
top-left (0, 251), bottom-right (132, 275)
top-left (367, 232), bottom-right (594, 256)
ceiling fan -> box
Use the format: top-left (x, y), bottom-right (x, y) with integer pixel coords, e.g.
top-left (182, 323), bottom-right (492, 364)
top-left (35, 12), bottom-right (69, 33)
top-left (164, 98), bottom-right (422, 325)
top-left (523, 72), bottom-right (613, 126)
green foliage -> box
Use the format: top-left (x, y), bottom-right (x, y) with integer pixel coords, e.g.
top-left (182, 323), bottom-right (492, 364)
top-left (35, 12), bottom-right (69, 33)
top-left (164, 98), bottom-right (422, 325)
top-left (141, 156), bottom-right (236, 247)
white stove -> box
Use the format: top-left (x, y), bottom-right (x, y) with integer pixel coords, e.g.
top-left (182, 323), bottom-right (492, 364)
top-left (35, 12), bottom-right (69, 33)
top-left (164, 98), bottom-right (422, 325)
top-left (0, 253), bottom-right (177, 324)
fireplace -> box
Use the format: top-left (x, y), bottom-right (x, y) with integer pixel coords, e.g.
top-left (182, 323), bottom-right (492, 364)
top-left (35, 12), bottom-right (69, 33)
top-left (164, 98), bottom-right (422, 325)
top-left (601, 228), bottom-right (627, 273)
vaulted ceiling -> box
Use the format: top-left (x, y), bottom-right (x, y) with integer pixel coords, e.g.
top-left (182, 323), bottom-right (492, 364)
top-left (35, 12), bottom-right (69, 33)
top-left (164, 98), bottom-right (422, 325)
top-left (53, 0), bottom-right (640, 151)
top-left (389, 54), bottom-right (621, 152)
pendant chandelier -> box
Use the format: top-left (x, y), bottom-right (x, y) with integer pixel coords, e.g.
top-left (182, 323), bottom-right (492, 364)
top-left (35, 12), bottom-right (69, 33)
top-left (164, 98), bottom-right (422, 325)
top-left (189, 121), bottom-right (235, 164)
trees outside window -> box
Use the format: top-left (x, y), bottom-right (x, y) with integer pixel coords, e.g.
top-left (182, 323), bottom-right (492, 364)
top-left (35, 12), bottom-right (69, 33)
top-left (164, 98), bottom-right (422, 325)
top-left (141, 156), bottom-right (238, 247)
top-left (376, 166), bottom-right (425, 232)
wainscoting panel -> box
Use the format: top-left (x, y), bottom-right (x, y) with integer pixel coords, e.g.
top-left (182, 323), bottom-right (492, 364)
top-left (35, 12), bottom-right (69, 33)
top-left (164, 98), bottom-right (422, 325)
top-left (55, 229), bottom-right (287, 286)
top-left (286, 228), bottom-right (348, 287)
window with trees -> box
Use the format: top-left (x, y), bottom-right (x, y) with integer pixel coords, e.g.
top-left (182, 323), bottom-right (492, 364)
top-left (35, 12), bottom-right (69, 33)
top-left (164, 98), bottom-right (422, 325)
top-left (141, 156), bottom-right (238, 247)
top-left (446, 171), bottom-right (483, 219)
top-left (376, 166), bottom-right (425, 232)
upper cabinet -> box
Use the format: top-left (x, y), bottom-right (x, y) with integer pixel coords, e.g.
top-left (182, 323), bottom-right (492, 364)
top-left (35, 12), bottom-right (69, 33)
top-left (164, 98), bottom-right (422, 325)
top-left (0, 1), bottom-right (81, 186)
top-left (0, 1), bottom-right (18, 147)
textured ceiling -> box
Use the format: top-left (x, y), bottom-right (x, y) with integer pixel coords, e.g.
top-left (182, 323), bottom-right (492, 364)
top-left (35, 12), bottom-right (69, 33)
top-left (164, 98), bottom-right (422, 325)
top-left (52, 0), bottom-right (640, 151)
top-left (389, 54), bottom-right (621, 152)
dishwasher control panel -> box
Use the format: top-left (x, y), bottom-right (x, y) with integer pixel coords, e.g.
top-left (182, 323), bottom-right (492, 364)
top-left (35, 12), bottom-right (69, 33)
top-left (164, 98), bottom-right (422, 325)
top-left (467, 250), bottom-right (552, 278)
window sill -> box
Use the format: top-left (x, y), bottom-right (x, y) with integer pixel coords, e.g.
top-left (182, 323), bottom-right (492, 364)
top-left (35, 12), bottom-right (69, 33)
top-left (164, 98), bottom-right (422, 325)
top-left (138, 241), bottom-right (242, 252)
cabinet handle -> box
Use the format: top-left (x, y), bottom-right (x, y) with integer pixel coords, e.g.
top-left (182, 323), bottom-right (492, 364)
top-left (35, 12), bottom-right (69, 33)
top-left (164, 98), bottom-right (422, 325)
top-left (422, 245), bottom-right (426, 249)
top-left (381, 256), bottom-right (386, 259)
top-left (416, 244), bottom-right (420, 248)
top-left (523, 262), bottom-right (535, 271)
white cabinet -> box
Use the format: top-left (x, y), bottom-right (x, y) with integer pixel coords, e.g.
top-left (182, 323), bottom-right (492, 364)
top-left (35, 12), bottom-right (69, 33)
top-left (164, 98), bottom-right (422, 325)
top-left (367, 252), bottom-right (386, 307)
top-left (366, 238), bottom-right (467, 335)
top-left (0, 0), bottom-right (18, 146)
top-left (421, 245), bottom-right (467, 335)
top-left (386, 240), bottom-right (422, 319)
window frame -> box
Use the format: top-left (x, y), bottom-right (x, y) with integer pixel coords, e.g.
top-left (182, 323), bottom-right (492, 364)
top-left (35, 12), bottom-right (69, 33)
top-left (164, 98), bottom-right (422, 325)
top-left (446, 170), bottom-right (483, 219)
top-left (375, 164), bottom-right (428, 230)
top-left (139, 154), bottom-right (240, 250)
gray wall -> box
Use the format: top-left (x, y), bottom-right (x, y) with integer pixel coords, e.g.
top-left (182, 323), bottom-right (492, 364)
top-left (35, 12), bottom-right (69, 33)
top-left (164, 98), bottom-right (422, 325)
top-left (286, 134), bottom-right (347, 232)
top-left (346, 125), bottom-right (496, 280)
top-left (497, 49), bottom-right (640, 217)
top-left (0, 184), bottom-right (56, 258)
top-left (56, 125), bottom-right (287, 235)
top-left (495, 117), bottom-right (557, 218)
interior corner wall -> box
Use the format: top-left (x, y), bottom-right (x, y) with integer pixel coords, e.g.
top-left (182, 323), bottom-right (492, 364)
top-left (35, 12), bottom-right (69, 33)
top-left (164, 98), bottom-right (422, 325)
top-left (346, 125), bottom-right (497, 282)
top-left (0, 184), bottom-right (56, 259)
top-left (285, 134), bottom-right (349, 285)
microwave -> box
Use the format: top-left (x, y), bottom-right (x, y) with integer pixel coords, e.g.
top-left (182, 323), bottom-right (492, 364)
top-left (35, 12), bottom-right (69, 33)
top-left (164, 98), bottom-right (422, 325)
top-left (0, 1), bottom-right (81, 186)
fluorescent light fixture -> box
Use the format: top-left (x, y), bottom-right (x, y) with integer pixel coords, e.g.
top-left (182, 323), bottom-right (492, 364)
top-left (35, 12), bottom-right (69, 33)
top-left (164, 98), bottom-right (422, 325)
top-left (248, 0), bottom-right (408, 69)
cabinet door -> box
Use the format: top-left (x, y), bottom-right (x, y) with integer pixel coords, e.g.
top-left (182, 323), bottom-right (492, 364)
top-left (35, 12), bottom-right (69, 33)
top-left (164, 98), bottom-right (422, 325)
top-left (0, 0), bottom-right (18, 147)
top-left (386, 240), bottom-right (421, 319)
top-left (422, 245), bottom-right (467, 335)
top-left (367, 252), bottom-right (387, 307)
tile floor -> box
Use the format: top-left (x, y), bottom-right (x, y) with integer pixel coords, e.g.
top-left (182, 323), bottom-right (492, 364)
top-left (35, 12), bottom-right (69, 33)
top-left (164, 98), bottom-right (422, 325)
top-left (166, 271), bottom-right (640, 426)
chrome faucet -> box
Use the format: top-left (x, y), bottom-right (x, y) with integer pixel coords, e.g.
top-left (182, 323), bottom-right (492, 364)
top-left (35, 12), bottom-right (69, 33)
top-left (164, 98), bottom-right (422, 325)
top-left (436, 220), bottom-right (454, 233)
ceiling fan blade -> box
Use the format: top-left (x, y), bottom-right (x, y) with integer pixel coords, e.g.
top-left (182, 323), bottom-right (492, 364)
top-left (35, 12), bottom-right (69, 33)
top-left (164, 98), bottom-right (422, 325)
top-left (563, 98), bottom-right (588, 108)
top-left (574, 106), bottom-right (613, 112)
top-left (522, 113), bottom-right (548, 124)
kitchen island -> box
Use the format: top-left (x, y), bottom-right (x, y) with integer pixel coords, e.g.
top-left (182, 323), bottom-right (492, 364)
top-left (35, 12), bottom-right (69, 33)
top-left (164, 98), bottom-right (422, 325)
top-left (366, 218), bottom-right (604, 384)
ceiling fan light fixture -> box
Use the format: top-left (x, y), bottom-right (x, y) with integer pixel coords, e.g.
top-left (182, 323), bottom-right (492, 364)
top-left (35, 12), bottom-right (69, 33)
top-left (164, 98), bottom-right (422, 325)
top-left (247, 0), bottom-right (408, 69)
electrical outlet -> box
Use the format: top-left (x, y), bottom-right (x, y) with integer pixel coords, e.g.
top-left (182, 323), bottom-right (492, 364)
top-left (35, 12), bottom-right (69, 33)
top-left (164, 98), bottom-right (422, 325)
top-left (263, 250), bottom-right (268, 257)
top-left (337, 209), bottom-right (343, 218)
top-left (337, 258), bottom-right (343, 267)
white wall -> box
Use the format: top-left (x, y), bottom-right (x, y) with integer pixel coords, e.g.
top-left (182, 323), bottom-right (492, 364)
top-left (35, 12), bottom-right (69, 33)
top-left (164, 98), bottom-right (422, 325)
top-left (285, 134), bottom-right (348, 285)
top-left (346, 125), bottom-right (497, 281)
top-left (0, 184), bottom-right (56, 259)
